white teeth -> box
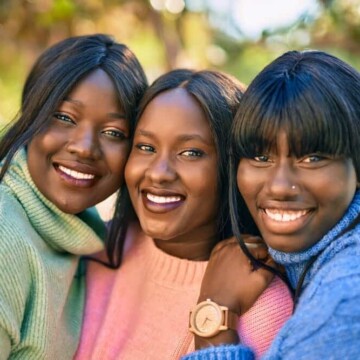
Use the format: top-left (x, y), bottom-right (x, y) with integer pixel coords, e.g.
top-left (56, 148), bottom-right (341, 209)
top-left (58, 165), bottom-right (95, 180)
top-left (265, 209), bottom-right (308, 222)
top-left (147, 193), bottom-right (182, 204)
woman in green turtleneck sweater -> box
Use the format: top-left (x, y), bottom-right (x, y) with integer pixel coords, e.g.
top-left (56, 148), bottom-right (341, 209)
top-left (0, 34), bottom-right (147, 359)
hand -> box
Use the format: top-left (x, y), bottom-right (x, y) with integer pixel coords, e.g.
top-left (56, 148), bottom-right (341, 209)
top-left (242, 234), bottom-right (269, 263)
top-left (194, 236), bottom-right (275, 349)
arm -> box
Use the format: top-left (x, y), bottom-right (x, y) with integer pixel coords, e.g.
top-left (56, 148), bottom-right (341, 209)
top-left (0, 327), bottom-right (11, 360)
top-left (184, 253), bottom-right (360, 360)
top-left (193, 237), bottom-right (275, 350)
top-left (263, 265), bottom-right (360, 359)
top-left (0, 196), bottom-right (32, 357)
top-left (0, 238), bottom-right (30, 359)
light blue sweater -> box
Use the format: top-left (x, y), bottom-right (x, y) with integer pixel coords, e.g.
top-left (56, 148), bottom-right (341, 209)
top-left (183, 191), bottom-right (360, 360)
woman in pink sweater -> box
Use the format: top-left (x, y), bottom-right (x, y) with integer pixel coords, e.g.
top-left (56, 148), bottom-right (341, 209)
top-left (75, 69), bottom-right (293, 360)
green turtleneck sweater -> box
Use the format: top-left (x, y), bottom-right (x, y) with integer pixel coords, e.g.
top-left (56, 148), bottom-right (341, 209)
top-left (0, 149), bottom-right (105, 359)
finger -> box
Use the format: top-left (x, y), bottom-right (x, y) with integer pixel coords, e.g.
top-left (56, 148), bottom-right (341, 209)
top-left (252, 266), bottom-right (275, 287)
top-left (211, 237), bottom-right (239, 254)
top-left (263, 256), bottom-right (278, 269)
top-left (242, 235), bottom-right (264, 245)
top-left (244, 242), bottom-right (265, 249)
top-left (245, 242), bottom-right (269, 260)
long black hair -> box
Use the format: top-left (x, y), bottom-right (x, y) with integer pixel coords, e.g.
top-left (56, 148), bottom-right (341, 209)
top-left (0, 34), bottom-right (148, 180)
top-left (0, 34), bottom-right (148, 268)
top-left (107, 68), bottom-right (245, 267)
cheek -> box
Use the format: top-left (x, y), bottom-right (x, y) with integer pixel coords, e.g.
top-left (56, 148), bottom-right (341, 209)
top-left (189, 162), bottom-right (219, 212)
top-left (310, 164), bottom-right (356, 206)
top-left (236, 162), bottom-right (259, 212)
top-left (236, 162), bottom-right (251, 196)
top-left (28, 133), bottom-right (48, 157)
top-left (32, 125), bottom-right (67, 152)
top-left (106, 144), bottom-right (130, 179)
top-left (27, 136), bottom-right (48, 181)
top-left (124, 155), bottom-right (145, 187)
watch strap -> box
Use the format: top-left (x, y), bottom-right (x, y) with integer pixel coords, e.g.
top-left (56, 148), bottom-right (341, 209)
top-left (222, 307), bottom-right (238, 331)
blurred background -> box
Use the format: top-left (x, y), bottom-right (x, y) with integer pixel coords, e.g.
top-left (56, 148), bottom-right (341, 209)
top-left (1, 0), bottom-right (359, 219)
top-left (1, 0), bottom-right (360, 127)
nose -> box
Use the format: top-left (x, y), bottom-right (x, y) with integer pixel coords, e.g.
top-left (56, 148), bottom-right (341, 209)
top-left (145, 154), bottom-right (177, 184)
top-left (266, 160), bottom-right (299, 198)
top-left (66, 126), bottom-right (101, 160)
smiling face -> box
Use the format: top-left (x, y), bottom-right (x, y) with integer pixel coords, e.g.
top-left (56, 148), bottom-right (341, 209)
top-left (237, 131), bottom-right (358, 253)
top-left (27, 68), bottom-right (130, 214)
top-left (125, 88), bottom-right (219, 259)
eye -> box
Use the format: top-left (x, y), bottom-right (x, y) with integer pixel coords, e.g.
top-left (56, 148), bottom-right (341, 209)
top-left (53, 112), bottom-right (75, 124)
top-left (102, 129), bottom-right (128, 140)
top-left (253, 155), bottom-right (270, 162)
top-left (135, 144), bottom-right (155, 153)
top-left (301, 154), bottom-right (327, 163)
top-left (180, 149), bottom-right (204, 158)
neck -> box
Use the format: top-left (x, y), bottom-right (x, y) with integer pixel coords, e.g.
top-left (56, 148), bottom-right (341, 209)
top-left (153, 224), bottom-right (218, 261)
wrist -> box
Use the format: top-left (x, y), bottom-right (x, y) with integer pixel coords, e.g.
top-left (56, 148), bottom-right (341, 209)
top-left (194, 329), bottom-right (240, 350)
top-left (189, 298), bottom-right (240, 350)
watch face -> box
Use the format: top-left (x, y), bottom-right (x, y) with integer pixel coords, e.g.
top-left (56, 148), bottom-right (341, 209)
top-left (191, 300), bottom-right (223, 337)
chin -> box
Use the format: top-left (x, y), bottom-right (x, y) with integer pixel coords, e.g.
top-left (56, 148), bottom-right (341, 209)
top-left (54, 201), bottom-right (86, 215)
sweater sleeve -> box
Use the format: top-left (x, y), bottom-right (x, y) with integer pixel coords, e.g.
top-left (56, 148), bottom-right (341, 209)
top-left (182, 344), bottom-right (255, 360)
top-left (0, 191), bottom-right (32, 356)
top-left (0, 326), bottom-right (11, 360)
top-left (262, 259), bottom-right (360, 360)
top-left (183, 253), bottom-right (360, 360)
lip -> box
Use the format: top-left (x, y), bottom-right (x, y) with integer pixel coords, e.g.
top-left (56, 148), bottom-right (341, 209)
top-left (258, 203), bottom-right (314, 235)
top-left (53, 160), bottom-right (100, 188)
top-left (140, 188), bottom-right (185, 214)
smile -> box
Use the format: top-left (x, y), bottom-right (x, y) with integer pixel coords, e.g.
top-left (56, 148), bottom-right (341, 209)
top-left (58, 165), bottom-right (95, 180)
top-left (146, 193), bottom-right (182, 204)
top-left (264, 209), bottom-right (309, 222)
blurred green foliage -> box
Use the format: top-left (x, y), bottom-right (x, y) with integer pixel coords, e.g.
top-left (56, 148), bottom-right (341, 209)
top-left (1, 0), bottom-right (360, 127)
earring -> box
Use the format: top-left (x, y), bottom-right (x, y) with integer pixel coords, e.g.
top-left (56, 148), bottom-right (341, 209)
top-left (291, 185), bottom-right (296, 190)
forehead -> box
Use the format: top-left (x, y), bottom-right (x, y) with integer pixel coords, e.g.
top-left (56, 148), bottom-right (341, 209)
top-left (136, 88), bottom-right (214, 144)
top-left (63, 69), bottom-right (124, 112)
top-left (73, 69), bottom-right (115, 92)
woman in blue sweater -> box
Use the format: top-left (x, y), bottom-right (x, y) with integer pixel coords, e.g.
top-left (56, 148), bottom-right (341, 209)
top-left (183, 50), bottom-right (360, 359)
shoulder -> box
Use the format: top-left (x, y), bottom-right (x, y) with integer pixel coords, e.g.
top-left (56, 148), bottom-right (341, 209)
top-left (0, 186), bottom-right (33, 282)
top-left (266, 262), bottom-right (360, 358)
top-left (303, 237), bottom-right (360, 311)
top-left (0, 188), bottom-right (32, 344)
top-left (0, 186), bottom-right (36, 248)
top-left (317, 234), bottom-right (360, 286)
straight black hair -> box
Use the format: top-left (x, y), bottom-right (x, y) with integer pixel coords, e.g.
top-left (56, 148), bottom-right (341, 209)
top-left (229, 50), bottom-right (360, 279)
top-left (107, 68), bottom-right (245, 267)
top-left (0, 34), bottom-right (148, 180)
top-left (0, 34), bottom-right (148, 268)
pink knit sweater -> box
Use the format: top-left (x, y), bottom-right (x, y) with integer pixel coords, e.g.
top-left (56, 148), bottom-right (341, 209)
top-left (75, 224), bottom-right (293, 360)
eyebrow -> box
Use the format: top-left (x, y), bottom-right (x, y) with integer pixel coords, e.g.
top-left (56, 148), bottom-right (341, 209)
top-left (63, 96), bottom-right (127, 120)
top-left (136, 129), bottom-right (213, 145)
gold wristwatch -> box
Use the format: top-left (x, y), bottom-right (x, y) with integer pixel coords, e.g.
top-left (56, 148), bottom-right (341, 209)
top-left (189, 298), bottom-right (239, 338)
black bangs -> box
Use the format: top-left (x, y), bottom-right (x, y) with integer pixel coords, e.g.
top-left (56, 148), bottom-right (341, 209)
top-left (232, 67), bottom-right (353, 161)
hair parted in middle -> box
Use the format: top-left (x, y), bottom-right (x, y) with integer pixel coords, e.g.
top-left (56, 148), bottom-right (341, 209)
top-left (0, 34), bottom-right (148, 268)
top-left (108, 68), bottom-right (245, 267)
top-left (0, 33), bottom-right (148, 181)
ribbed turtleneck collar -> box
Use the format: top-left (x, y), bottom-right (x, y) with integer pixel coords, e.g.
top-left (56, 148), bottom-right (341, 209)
top-left (133, 227), bottom-right (208, 289)
top-left (269, 191), bottom-right (360, 288)
top-left (2, 148), bottom-right (105, 255)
